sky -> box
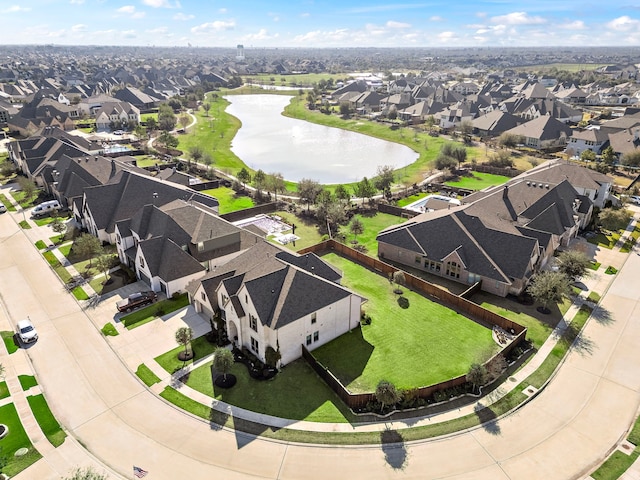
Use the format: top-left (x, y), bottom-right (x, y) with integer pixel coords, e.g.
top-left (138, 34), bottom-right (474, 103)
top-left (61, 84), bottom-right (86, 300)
top-left (2, 0), bottom-right (640, 48)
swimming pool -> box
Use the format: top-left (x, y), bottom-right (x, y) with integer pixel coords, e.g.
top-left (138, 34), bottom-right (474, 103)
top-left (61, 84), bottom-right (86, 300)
top-left (404, 194), bottom-right (461, 213)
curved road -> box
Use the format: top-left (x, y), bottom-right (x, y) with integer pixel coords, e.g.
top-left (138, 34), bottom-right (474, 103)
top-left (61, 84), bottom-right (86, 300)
top-left (1, 210), bottom-right (639, 479)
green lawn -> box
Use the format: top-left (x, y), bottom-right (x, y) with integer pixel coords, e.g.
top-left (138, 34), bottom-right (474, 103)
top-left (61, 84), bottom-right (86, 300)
top-left (397, 193), bottom-right (427, 208)
top-left (26, 394), bottom-right (66, 447)
top-left (18, 220), bottom-right (31, 229)
top-left (591, 412), bottom-right (640, 479)
top-left (18, 375), bottom-right (37, 391)
top-left (0, 403), bottom-right (42, 476)
top-left (244, 73), bottom-right (343, 87)
top-left (185, 358), bottom-right (355, 422)
top-left (120, 293), bottom-right (190, 330)
top-left (134, 155), bottom-right (163, 168)
top-left (100, 322), bottom-right (119, 336)
top-left (1, 330), bottom-right (18, 354)
top-left (0, 381), bottom-right (9, 399)
top-left (341, 211), bottom-right (406, 255)
top-left (0, 193), bottom-right (16, 211)
top-left (200, 186), bottom-right (254, 214)
top-left (473, 291), bottom-right (560, 350)
top-left (42, 250), bottom-right (73, 284)
top-left (445, 172), bottom-right (510, 191)
top-left (35, 240), bottom-right (47, 250)
top-left (314, 253), bottom-right (497, 392)
top-left (135, 364), bottom-right (161, 387)
top-left (154, 334), bottom-right (217, 373)
top-left (267, 210), bottom-right (323, 251)
top-left (588, 231), bottom-right (620, 249)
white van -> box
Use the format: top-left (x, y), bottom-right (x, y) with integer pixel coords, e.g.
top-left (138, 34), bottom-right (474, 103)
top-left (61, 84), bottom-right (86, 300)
top-left (31, 200), bottom-right (61, 217)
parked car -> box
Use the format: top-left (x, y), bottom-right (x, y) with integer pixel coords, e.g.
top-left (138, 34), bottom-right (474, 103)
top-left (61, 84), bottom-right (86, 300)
top-left (116, 291), bottom-right (158, 313)
top-left (17, 318), bottom-right (38, 344)
top-left (0, 204), bottom-right (6, 213)
top-left (31, 200), bottom-right (61, 217)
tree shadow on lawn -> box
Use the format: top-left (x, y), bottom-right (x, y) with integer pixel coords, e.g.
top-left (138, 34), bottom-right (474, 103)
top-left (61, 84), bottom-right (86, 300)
top-left (380, 428), bottom-right (408, 470)
top-left (474, 403), bottom-right (501, 436)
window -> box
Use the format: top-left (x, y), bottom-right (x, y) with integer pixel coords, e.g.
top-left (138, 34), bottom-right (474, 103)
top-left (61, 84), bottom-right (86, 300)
top-left (250, 337), bottom-right (259, 353)
top-left (415, 255), bottom-right (421, 264)
top-left (250, 315), bottom-right (257, 332)
top-left (311, 313), bottom-right (317, 324)
top-left (139, 256), bottom-right (145, 268)
top-left (306, 334), bottom-right (312, 346)
top-left (116, 234), bottom-right (121, 244)
top-left (313, 331), bottom-right (319, 342)
top-left (446, 261), bottom-right (460, 279)
top-left (201, 292), bottom-right (206, 301)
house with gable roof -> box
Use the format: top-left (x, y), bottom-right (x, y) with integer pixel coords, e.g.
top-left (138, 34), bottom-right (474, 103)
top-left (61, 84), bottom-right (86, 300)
top-left (189, 241), bottom-right (364, 366)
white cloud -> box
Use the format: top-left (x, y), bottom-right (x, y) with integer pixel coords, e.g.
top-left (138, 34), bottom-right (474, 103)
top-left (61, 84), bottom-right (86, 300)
top-left (191, 20), bottom-right (236, 34)
top-left (386, 20), bottom-right (411, 29)
top-left (219, 8), bottom-right (227, 14)
top-left (300, 12), bottom-right (310, 18)
top-left (173, 12), bottom-right (194, 20)
top-left (117, 5), bottom-right (136, 13)
top-left (491, 12), bottom-right (546, 25)
top-left (437, 31), bottom-right (456, 40)
top-left (4, 5), bottom-right (31, 13)
top-left (429, 16), bottom-right (442, 21)
top-left (122, 30), bottom-right (137, 38)
top-left (71, 24), bottom-right (87, 32)
top-left (561, 20), bottom-right (585, 30)
top-left (476, 12), bottom-right (487, 18)
top-left (146, 27), bottom-right (169, 34)
top-left (607, 16), bottom-right (640, 32)
top-left (294, 29), bottom-right (350, 44)
top-left (69, 0), bottom-right (85, 4)
top-left (243, 29), bottom-right (280, 41)
top-left (142, 0), bottom-right (181, 8)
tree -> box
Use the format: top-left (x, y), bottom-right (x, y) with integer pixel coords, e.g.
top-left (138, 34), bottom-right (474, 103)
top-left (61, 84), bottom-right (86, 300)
top-left (179, 114), bottom-right (190, 131)
top-left (253, 169), bottom-right (266, 195)
top-left (387, 105), bottom-right (398, 120)
top-left (556, 250), bottom-right (591, 282)
top-left (466, 363), bottom-right (487, 394)
top-left (62, 467), bottom-right (108, 480)
top-left (392, 270), bottom-right (406, 290)
top-left (349, 217), bottom-right (364, 243)
top-left (375, 380), bottom-right (401, 413)
top-left (175, 327), bottom-right (194, 359)
top-left (487, 149), bottom-right (514, 168)
top-left (598, 207), bottom-right (633, 232)
top-left (373, 165), bottom-right (395, 197)
top-left (353, 177), bottom-right (377, 205)
top-left (339, 102), bottom-right (351, 116)
top-left (158, 104), bottom-right (177, 131)
top-left (324, 203), bottom-right (346, 238)
top-left (201, 153), bottom-right (213, 173)
top-left (237, 167), bottom-right (251, 190)
top-left (189, 146), bottom-right (204, 165)
top-left (202, 102), bottom-right (211, 117)
top-left (157, 131), bottom-right (179, 149)
top-left (265, 172), bottom-right (286, 201)
top-left (213, 347), bottom-right (234, 380)
top-left (435, 153), bottom-right (458, 171)
top-left (298, 178), bottom-right (322, 212)
top-left (527, 271), bottom-right (571, 313)
top-left (334, 184), bottom-right (351, 205)
top-left (95, 253), bottom-right (113, 284)
top-left (580, 149), bottom-right (596, 162)
top-left (73, 234), bottom-right (102, 267)
top-left (145, 116), bottom-right (158, 132)
top-left (459, 120), bottom-right (474, 138)
top-left (50, 216), bottom-right (67, 239)
top-left (17, 176), bottom-right (38, 202)
top-left (498, 132), bottom-right (524, 149)
top-left (601, 146), bottom-right (616, 166)
top-left (621, 150), bottom-right (640, 168)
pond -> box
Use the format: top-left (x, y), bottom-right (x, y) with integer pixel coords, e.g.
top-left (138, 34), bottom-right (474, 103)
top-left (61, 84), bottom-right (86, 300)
top-left (224, 94), bottom-right (418, 184)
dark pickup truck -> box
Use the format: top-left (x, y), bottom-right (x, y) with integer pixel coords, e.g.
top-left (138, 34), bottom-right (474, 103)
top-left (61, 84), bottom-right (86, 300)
top-left (116, 291), bottom-right (158, 312)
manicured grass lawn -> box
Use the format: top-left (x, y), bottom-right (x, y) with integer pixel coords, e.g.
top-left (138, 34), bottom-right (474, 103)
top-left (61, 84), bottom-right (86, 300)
top-left (26, 394), bottom-right (66, 447)
top-left (136, 364), bottom-right (161, 387)
top-left (1, 330), bottom-right (18, 354)
top-left (33, 215), bottom-right (68, 227)
top-left (588, 291), bottom-right (601, 303)
top-left (100, 322), bottom-right (119, 336)
top-left (587, 231), bottom-right (620, 249)
top-left (18, 375), bottom-right (38, 391)
top-left (315, 253), bottom-right (497, 392)
top-left (42, 250), bottom-right (73, 283)
top-left (35, 240), bottom-right (47, 250)
top-left (444, 172), bottom-right (510, 191)
top-left (591, 450), bottom-right (640, 480)
top-left (0, 380), bottom-right (9, 399)
top-left (186, 359), bottom-right (355, 422)
top-left (397, 193), bottom-right (427, 207)
top-left (120, 293), bottom-right (190, 330)
top-left (244, 73), bottom-right (343, 86)
top-left (200, 186), bottom-right (254, 214)
top-left (0, 193), bottom-right (16, 211)
top-left (267, 210), bottom-right (323, 251)
top-left (606, 266), bottom-right (618, 275)
top-left (18, 220), bottom-right (31, 229)
top-left (154, 334), bottom-right (217, 373)
top-left (72, 286), bottom-right (89, 300)
top-left (0, 403), bottom-right (42, 476)
top-left (133, 155), bottom-right (162, 168)
top-left (589, 260), bottom-right (601, 270)
top-left (472, 291), bottom-right (559, 350)
top-left (341, 211), bottom-right (406, 255)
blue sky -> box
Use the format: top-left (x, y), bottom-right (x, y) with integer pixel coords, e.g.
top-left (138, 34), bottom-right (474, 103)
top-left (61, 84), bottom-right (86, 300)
top-left (3, 0), bottom-right (640, 47)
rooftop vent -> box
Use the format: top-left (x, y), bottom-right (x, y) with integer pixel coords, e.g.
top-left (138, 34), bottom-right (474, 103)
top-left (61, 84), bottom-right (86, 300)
top-left (545, 184), bottom-right (549, 189)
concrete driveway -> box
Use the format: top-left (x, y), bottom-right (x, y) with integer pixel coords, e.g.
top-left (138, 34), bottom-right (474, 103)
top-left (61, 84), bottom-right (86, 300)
top-left (1, 203), bottom-right (640, 479)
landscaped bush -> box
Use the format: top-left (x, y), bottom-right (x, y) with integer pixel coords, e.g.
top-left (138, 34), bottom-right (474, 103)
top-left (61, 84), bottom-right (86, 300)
top-left (605, 266), bottom-right (618, 275)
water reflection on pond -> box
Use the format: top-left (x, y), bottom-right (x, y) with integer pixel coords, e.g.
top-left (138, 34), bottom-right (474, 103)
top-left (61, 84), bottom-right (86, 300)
top-left (225, 94), bottom-right (418, 184)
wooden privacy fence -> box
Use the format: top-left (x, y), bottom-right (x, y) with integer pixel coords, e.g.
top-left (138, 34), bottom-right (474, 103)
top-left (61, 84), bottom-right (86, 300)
top-left (298, 240), bottom-right (528, 411)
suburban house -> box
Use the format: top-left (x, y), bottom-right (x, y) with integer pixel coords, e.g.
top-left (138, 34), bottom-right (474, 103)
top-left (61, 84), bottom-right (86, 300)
top-left (113, 86), bottom-right (161, 112)
top-left (566, 127), bottom-right (612, 156)
top-left (94, 101), bottom-right (141, 131)
top-left (80, 170), bottom-right (219, 244)
top-left (471, 110), bottom-right (522, 137)
top-left (502, 115), bottom-right (573, 150)
top-left (188, 241), bottom-right (364, 366)
top-left (377, 161), bottom-right (604, 297)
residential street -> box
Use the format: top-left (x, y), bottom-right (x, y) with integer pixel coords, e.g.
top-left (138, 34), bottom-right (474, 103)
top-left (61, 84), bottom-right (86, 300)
top-left (1, 199), bottom-right (639, 479)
